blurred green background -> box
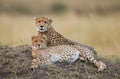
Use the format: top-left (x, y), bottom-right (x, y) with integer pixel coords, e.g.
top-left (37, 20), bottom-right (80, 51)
top-left (0, 0), bottom-right (120, 58)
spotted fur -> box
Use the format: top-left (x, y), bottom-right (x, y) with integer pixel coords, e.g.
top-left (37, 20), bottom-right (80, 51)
top-left (31, 35), bottom-right (107, 72)
top-left (35, 17), bottom-right (96, 55)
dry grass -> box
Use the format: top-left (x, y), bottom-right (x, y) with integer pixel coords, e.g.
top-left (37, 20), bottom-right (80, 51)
top-left (0, 0), bottom-right (120, 14)
top-left (0, 13), bottom-right (120, 59)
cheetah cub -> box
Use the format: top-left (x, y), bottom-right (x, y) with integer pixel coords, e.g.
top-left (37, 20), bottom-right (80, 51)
top-left (31, 35), bottom-right (81, 66)
top-left (31, 35), bottom-right (107, 72)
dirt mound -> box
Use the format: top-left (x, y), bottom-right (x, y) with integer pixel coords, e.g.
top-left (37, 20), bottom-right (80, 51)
top-left (0, 45), bottom-right (120, 79)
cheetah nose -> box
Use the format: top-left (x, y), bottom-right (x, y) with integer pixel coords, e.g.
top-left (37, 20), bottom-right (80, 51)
top-left (38, 44), bottom-right (40, 46)
top-left (40, 26), bottom-right (43, 28)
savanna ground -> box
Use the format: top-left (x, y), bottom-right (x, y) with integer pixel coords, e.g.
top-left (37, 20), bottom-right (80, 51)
top-left (0, 0), bottom-right (120, 79)
top-left (0, 45), bottom-right (120, 79)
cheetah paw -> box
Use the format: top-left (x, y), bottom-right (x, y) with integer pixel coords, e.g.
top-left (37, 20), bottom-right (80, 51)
top-left (98, 61), bottom-right (107, 72)
top-left (31, 59), bottom-right (39, 70)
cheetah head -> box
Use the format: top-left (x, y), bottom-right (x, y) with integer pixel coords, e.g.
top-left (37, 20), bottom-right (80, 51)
top-left (31, 35), bottom-right (47, 50)
top-left (34, 17), bottom-right (52, 32)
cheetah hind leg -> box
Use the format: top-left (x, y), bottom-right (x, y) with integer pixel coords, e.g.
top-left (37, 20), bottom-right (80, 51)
top-left (93, 60), bottom-right (107, 72)
top-left (79, 56), bottom-right (88, 62)
top-left (81, 53), bottom-right (107, 72)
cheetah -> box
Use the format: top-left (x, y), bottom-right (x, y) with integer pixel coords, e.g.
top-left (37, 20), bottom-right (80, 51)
top-left (34, 17), bottom-right (96, 55)
top-left (31, 35), bottom-right (47, 58)
top-left (31, 35), bottom-right (107, 72)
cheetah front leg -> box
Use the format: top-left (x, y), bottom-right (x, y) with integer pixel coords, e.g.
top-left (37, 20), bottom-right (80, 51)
top-left (31, 59), bottom-right (39, 69)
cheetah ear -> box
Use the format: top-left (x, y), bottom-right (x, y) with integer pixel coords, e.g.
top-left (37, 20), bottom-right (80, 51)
top-left (42, 35), bottom-right (47, 41)
top-left (49, 19), bottom-right (52, 24)
top-left (34, 17), bottom-right (37, 20)
top-left (31, 36), bottom-right (36, 41)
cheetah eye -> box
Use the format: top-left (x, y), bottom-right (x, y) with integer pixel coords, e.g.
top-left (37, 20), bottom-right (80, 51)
top-left (38, 21), bottom-right (40, 23)
top-left (41, 40), bottom-right (43, 42)
top-left (44, 21), bottom-right (47, 23)
top-left (35, 40), bottom-right (37, 42)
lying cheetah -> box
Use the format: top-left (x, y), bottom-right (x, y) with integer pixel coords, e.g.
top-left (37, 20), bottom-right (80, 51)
top-left (34, 17), bottom-right (96, 54)
top-left (31, 35), bottom-right (47, 58)
top-left (31, 35), bottom-right (107, 72)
